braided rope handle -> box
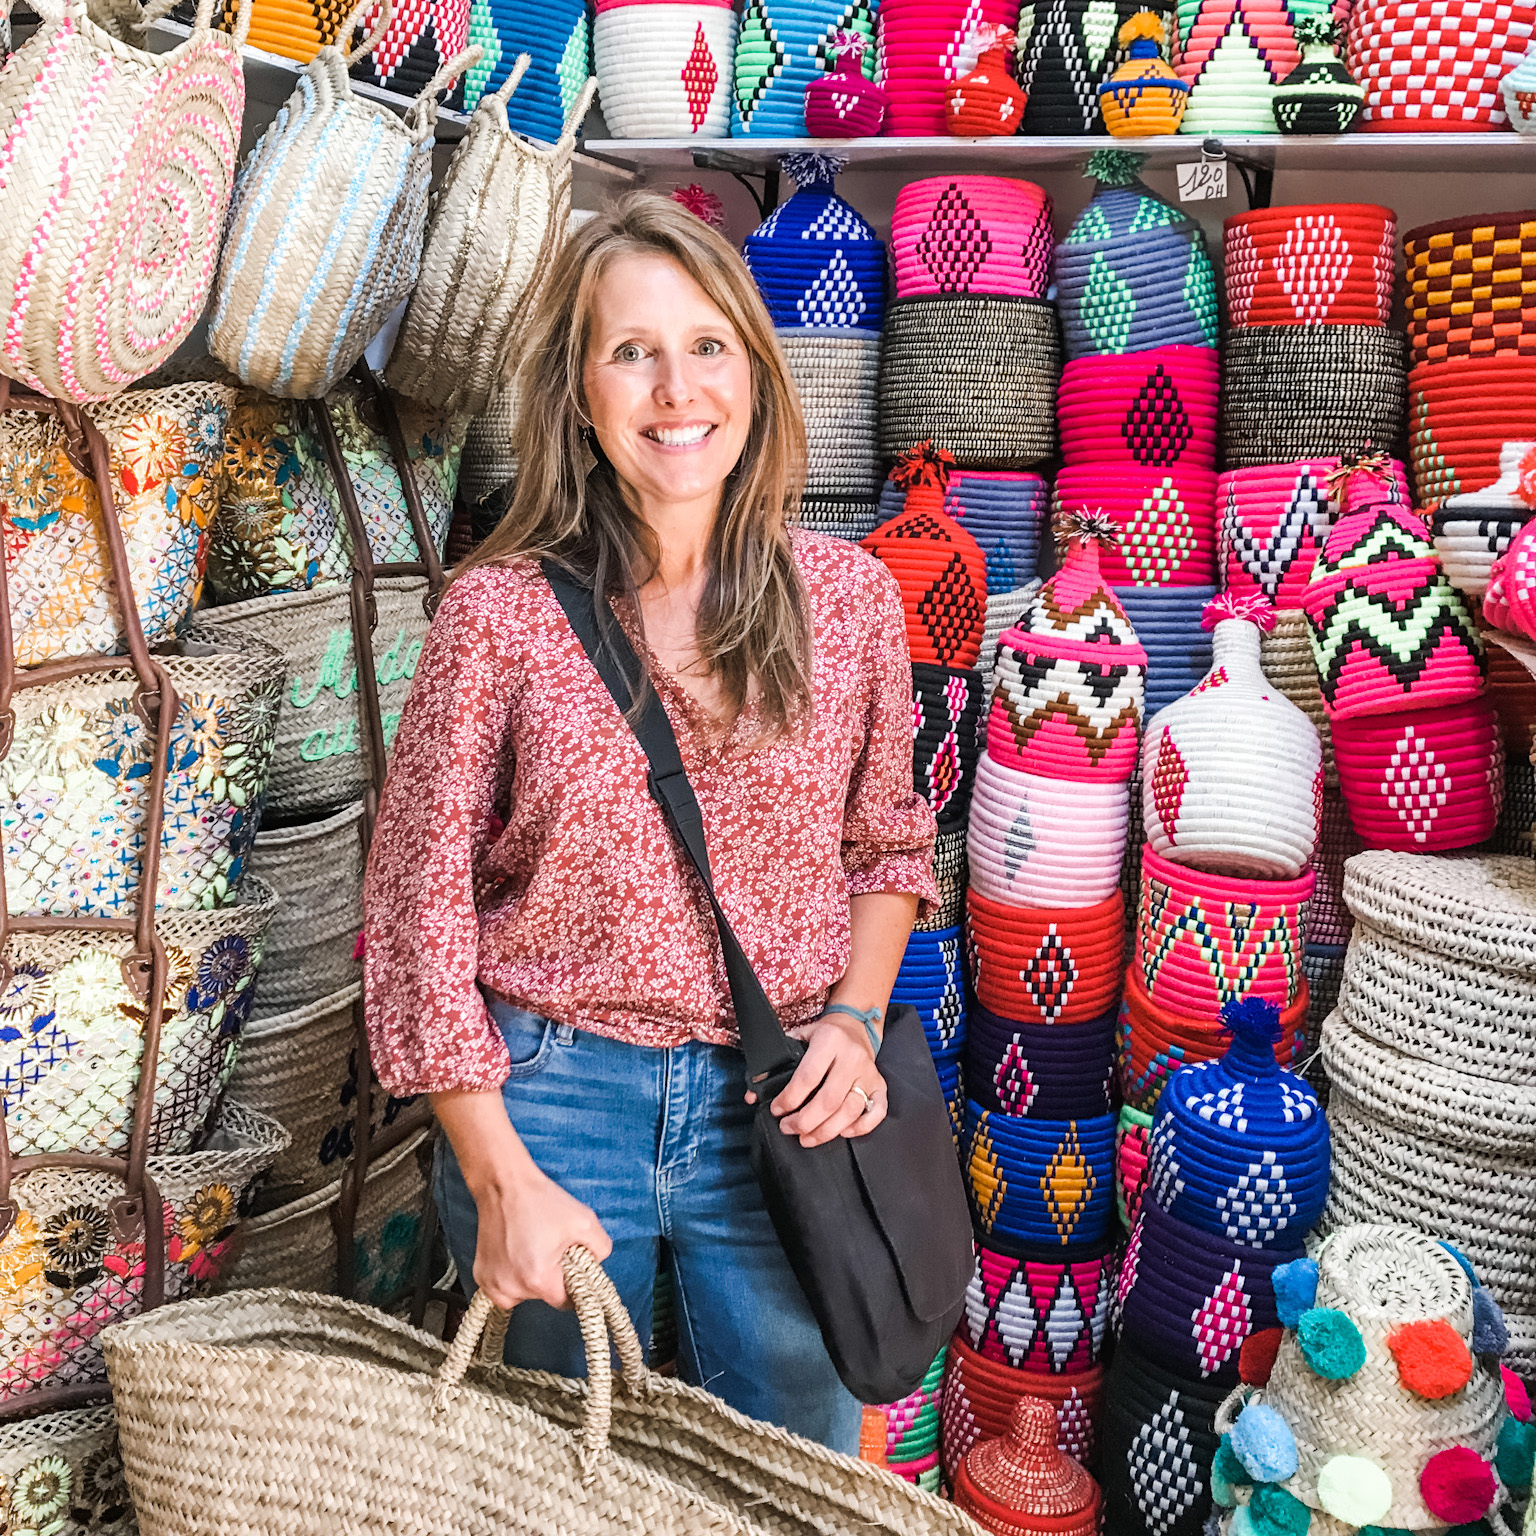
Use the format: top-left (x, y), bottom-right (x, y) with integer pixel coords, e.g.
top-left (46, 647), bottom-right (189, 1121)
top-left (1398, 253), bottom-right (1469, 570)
top-left (343, 0), bottom-right (393, 66)
top-left (431, 1247), bottom-right (649, 1477)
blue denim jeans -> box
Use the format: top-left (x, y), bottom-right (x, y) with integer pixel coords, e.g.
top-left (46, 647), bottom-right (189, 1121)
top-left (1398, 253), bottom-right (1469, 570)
top-left (433, 998), bottom-right (862, 1455)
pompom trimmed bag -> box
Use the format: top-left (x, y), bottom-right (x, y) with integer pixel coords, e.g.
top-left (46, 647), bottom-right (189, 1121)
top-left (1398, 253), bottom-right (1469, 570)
top-left (0, 0), bottom-right (250, 403)
top-left (207, 0), bottom-right (479, 399)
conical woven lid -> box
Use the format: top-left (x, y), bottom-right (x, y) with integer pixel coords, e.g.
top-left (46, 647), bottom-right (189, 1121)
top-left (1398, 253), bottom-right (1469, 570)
top-left (1058, 157), bottom-right (1198, 251)
top-left (967, 1398), bottom-right (1099, 1516)
top-left (1315, 501), bottom-right (1437, 574)
top-left (1008, 518), bottom-right (1148, 667)
top-left (741, 154), bottom-right (881, 249)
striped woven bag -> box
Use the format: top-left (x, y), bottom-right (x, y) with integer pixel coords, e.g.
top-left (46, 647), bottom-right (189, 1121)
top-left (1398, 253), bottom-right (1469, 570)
top-left (0, 0), bottom-right (251, 402)
top-left (207, 0), bottom-right (480, 398)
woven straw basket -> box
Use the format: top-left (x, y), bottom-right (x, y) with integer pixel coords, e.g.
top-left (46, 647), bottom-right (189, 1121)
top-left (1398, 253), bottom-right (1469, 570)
top-left (0, 0), bottom-right (250, 402)
top-left (0, 623), bottom-right (285, 918)
top-left (1, 380), bottom-right (239, 666)
top-left (223, 983), bottom-right (364, 1204)
top-left (223, 1123), bottom-right (433, 1309)
top-left (246, 800), bottom-right (364, 1017)
top-left (105, 1246), bottom-right (986, 1535)
top-left (202, 575), bottom-right (430, 817)
top-left (207, 0), bottom-right (479, 398)
top-left (0, 1399), bottom-right (135, 1534)
top-left (386, 61), bottom-right (596, 417)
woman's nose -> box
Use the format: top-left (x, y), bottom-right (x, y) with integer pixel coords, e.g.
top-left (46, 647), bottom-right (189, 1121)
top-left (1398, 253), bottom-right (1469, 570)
top-left (653, 349), bottom-right (695, 407)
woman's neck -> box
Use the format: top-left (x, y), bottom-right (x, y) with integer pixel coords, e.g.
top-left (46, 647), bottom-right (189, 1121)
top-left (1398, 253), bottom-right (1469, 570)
top-left (634, 489), bottom-right (716, 597)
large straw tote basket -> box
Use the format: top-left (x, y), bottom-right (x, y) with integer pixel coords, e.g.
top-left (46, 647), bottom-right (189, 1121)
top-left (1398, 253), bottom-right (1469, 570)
top-left (0, 1100), bottom-right (288, 1405)
top-left (206, 0), bottom-right (479, 399)
top-left (223, 1123), bottom-right (433, 1308)
top-left (104, 1246), bottom-right (986, 1536)
top-left (386, 60), bottom-right (596, 418)
top-left (0, 1399), bottom-right (136, 1534)
top-left (245, 800), bottom-right (364, 1017)
top-left (0, 878), bottom-right (278, 1160)
top-left (201, 575), bottom-right (430, 817)
top-left (0, 622), bottom-right (285, 919)
top-left (222, 983), bottom-right (368, 1204)
top-left (209, 376), bottom-right (463, 603)
top-left (0, 380), bottom-right (238, 666)
top-left (0, 0), bottom-right (249, 402)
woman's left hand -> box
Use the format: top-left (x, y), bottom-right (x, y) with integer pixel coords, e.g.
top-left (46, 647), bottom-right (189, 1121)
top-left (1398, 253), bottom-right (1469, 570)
top-left (748, 1012), bottom-right (887, 1146)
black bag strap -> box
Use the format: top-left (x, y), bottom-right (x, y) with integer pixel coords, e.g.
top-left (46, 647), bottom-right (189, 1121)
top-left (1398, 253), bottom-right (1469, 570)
top-left (541, 562), bottom-right (804, 1086)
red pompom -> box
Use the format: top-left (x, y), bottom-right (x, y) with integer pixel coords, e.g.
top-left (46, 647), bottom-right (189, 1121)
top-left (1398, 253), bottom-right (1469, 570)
top-left (1420, 1447), bottom-right (1497, 1524)
top-left (1503, 1364), bottom-right (1532, 1423)
top-left (1240, 1328), bottom-right (1284, 1386)
top-left (1388, 1319), bottom-right (1474, 1399)
top-left (1201, 592), bottom-right (1277, 633)
top-left (670, 184), bottom-right (726, 230)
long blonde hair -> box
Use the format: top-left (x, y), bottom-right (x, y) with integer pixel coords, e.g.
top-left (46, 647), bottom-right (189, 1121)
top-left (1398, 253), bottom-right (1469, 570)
top-left (457, 192), bottom-right (814, 736)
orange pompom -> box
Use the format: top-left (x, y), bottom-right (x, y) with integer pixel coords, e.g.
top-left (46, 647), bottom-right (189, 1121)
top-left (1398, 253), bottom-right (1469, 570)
top-left (1388, 1319), bottom-right (1474, 1399)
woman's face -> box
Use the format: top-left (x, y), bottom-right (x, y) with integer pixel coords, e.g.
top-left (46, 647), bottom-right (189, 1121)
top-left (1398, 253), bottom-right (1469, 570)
top-left (583, 251), bottom-right (754, 520)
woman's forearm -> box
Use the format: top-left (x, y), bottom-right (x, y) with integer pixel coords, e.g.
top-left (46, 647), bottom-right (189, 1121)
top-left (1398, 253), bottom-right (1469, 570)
top-left (430, 1087), bottom-right (539, 1198)
top-left (828, 889), bottom-right (919, 1033)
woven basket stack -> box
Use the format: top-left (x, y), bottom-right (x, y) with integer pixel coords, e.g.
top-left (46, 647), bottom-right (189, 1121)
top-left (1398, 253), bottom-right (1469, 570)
top-left (1105, 999), bottom-right (1331, 1536)
top-left (593, 0), bottom-right (735, 137)
top-left (1014, 0), bottom-right (1176, 132)
top-left (879, 175), bottom-right (1059, 472)
top-left (877, 0), bottom-right (1016, 133)
top-left (743, 157), bottom-right (885, 540)
top-left (1321, 853), bottom-right (1536, 1354)
top-left (867, 1346), bottom-right (949, 1490)
top-left (1404, 211), bottom-right (1536, 509)
top-left (471, 0), bottom-right (589, 136)
top-left (940, 523), bottom-right (1147, 1484)
top-left (730, 0), bottom-right (878, 135)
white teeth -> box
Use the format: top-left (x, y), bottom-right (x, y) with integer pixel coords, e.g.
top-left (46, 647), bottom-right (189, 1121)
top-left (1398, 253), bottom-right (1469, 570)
top-left (648, 424), bottom-right (712, 446)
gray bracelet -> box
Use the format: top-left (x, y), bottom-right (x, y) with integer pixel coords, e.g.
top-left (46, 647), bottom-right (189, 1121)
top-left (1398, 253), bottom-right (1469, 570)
top-left (819, 1002), bottom-right (883, 1057)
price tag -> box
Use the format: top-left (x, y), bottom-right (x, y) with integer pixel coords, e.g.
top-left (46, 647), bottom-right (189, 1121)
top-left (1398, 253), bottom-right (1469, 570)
top-left (1176, 159), bottom-right (1229, 202)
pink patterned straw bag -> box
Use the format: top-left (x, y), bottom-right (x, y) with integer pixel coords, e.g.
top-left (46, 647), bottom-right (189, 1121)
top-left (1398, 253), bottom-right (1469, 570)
top-left (0, 0), bottom-right (251, 403)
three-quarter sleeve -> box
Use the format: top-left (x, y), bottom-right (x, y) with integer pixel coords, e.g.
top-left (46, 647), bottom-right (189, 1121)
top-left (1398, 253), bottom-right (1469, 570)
top-left (362, 573), bottom-right (517, 1095)
top-left (840, 566), bottom-right (940, 909)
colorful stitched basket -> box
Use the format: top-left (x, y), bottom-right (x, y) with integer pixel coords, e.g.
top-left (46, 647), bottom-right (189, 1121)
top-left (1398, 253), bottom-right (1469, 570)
top-left (876, 471), bottom-right (1050, 594)
top-left (595, 0), bottom-right (735, 137)
top-left (1116, 1103), bottom-right (1154, 1225)
top-left (1018, 0), bottom-right (1175, 132)
top-left (804, 30), bottom-right (887, 136)
top-left (890, 177), bottom-right (1053, 301)
top-left (207, 3), bottom-right (477, 398)
top-left (964, 1004), bottom-right (1118, 1122)
top-left (348, 0), bottom-right (471, 99)
top-left (0, 0), bottom-right (250, 402)
top-left (742, 156), bottom-right (886, 331)
top-left (0, 624), bottom-right (285, 918)
top-left (209, 0), bottom-right (352, 63)
top-left (945, 23), bottom-right (1026, 135)
top-left (892, 926), bottom-right (968, 1059)
top-left (1408, 356), bottom-right (1536, 505)
top-left (386, 60), bottom-right (594, 417)
top-left (1099, 11), bottom-right (1189, 136)
top-left (1272, 16), bottom-right (1364, 131)
top-left (1116, 584), bottom-right (1215, 714)
top-left (1054, 466), bottom-right (1219, 588)
top-left (954, 1397), bottom-right (1105, 1536)
top-left (0, 1401), bottom-right (137, 1535)
top-left (779, 330), bottom-right (882, 500)
top-left (732, 0), bottom-right (879, 135)
top-left (1432, 441), bottom-right (1536, 598)
top-left (468, 0), bottom-right (589, 131)
top-left (1223, 204), bottom-right (1395, 329)
top-left (877, 0), bottom-right (1017, 134)
top-left (1058, 346), bottom-right (1220, 471)
top-left (912, 662), bottom-right (984, 829)
top-left (1403, 210), bottom-right (1536, 367)
top-left (1, 381), bottom-right (238, 666)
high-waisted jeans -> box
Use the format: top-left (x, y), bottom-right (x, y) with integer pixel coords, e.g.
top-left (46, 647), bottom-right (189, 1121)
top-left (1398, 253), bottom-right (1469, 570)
top-left (433, 998), bottom-right (862, 1454)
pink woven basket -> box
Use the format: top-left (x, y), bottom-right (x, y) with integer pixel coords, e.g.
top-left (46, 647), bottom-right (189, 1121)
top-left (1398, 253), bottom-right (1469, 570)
top-left (891, 177), bottom-right (1053, 300)
top-left (1055, 466), bottom-right (1219, 587)
top-left (877, 0), bottom-right (1019, 134)
top-left (1058, 346), bottom-right (1220, 472)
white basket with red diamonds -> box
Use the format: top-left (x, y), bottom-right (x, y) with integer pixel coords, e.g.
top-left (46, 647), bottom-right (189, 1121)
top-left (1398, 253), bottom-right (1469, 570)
top-left (592, 0), bottom-right (736, 137)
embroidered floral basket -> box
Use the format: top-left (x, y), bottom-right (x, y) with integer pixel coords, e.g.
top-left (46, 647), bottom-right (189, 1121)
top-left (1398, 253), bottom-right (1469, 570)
top-left (209, 377), bottom-right (463, 604)
top-left (1, 381), bottom-right (238, 667)
top-left (203, 575), bottom-right (431, 818)
top-left (0, 1100), bottom-right (288, 1406)
top-left (0, 0), bottom-right (250, 402)
top-left (224, 1123), bottom-right (433, 1310)
top-left (0, 879), bottom-right (278, 1161)
top-left (387, 63), bottom-right (594, 418)
top-left (0, 1399), bottom-right (136, 1535)
top-left (245, 801), bottom-right (363, 1018)
top-left (206, 0), bottom-right (479, 399)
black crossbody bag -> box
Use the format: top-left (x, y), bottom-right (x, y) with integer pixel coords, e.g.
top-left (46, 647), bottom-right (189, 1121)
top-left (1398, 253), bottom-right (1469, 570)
top-left (542, 563), bottom-right (972, 1405)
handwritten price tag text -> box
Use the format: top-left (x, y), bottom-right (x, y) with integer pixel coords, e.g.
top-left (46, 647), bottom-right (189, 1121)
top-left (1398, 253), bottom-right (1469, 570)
top-left (1176, 160), bottom-right (1229, 202)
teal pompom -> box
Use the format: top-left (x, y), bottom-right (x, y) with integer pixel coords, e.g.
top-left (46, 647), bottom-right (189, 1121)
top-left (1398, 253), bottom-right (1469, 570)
top-left (1359, 1528), bottom-right (1414, 1536)
top-left (1438, 1241), bottom-right (1480, 1286)
top-left (1298, 1307), bottom-right (1368, 1380)
top-left (1231, 1507), bottom-right (1258, 1536)
top-left (1214, 1434), bottom-right (1252, 1506)
top-left (1232, 1404), bottom-right (1299, 1484)
top-left (1085, 148), bottom-right (1146, 187)
top-left (1249, 1483), bottom-right (1312, 1536)
top-left (1273, 1258), bottom-right (1319, 1329)
top-left (1495, 1416), bottom-right (1535, 1490)
top-left (1473, 1288), bottom-right (1508, 1355)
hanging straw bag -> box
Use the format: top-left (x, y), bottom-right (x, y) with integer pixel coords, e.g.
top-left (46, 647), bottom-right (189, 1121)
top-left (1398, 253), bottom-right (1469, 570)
top-left (207, 0), bottom-right (479, 399)
top-left (385, 59), bottom-right (596, 417)
top-left (0, 0), bottom-right (250, 403)
top-left (105, 1246), bottom-right (984, 1535)
top-left (0, 1399), bottom-right (135, 1532)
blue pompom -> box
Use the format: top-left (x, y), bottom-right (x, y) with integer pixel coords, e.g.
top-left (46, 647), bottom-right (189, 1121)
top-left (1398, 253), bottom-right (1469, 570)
top-left (1473, 1287), bottom-right (1509, 1356)
top-left (1221, 995), bottom-right (1283, 1045)
top-left (1298, 1307), bottom-right (1367, 1380)
top-left (1273, 1258), bottom-right (1319, 1329)
top-left (1438, 1241), bottom-right (1480, 1287)
top-left (1232, 1404), bottom-right (1299, 1484)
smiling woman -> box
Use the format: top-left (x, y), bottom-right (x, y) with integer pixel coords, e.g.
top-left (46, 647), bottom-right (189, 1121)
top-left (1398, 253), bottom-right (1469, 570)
top-left (361, 194), bottom-right (938, 1454)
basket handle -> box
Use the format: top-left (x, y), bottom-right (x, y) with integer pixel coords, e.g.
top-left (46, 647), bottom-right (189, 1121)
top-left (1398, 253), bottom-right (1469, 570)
top-left (490, 51), bottom-right (531, 111)
top-left (434, 1246), bottom-right (650, 1476)
top-left (343, 0), bottom-right (393, 65)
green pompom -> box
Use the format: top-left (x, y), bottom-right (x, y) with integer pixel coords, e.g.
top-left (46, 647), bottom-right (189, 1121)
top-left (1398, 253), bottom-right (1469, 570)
top-left (1316, 1456), bottom-right (1393, 1526)
top-left (1495, 1416), bottom-right (1536, 1490)
top-left (1214, 1435), bottom-right (1250, 1507)
top-left (1249, 1482), bottom-right (1312, 1536)
top-left (1085, 149), bottom-right (1146, 188)
top-left (1298, 1308), bottom-right (1368, 1380)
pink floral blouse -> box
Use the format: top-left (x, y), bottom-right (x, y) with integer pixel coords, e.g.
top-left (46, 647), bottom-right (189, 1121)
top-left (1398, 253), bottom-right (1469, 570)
top-left (362, 531), bottom-right (938, 1095)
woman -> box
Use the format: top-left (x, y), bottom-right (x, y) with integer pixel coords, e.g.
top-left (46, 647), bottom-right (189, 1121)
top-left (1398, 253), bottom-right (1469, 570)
top-left (363, 193), bottom-right (936, 1453)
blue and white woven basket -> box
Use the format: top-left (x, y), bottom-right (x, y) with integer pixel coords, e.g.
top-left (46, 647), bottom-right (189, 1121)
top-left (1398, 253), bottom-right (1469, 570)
top-left (594, 0), bottom-right (736, 137)
top-left (470, 0), bottom-right (588, 135)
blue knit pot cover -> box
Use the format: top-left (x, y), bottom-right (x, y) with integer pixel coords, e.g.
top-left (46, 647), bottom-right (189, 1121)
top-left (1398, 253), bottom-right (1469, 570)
top-left (1146, 1000), bottom-right (1331, 1250)
top-left (732, 0), bottom-right (878, 135)
top-left (467, 0), bottom-right (588, 134)
top-left (893, 925), bottom-right (967, 1058)
top-left (741, 155), bottom-right (886, 330)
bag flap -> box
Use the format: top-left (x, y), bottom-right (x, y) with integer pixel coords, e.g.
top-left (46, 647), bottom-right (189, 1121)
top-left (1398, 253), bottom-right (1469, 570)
top-left (846, 1006), bottom-right (973, 1323)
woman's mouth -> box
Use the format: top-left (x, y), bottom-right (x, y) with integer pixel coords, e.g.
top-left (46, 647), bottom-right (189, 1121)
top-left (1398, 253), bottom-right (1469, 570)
top-left (643, 423), bottom-right (716, 447)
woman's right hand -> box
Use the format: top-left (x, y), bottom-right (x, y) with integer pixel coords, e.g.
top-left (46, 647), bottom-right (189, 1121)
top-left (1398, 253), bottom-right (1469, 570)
top-left (470, 1161), bottom-right (613, 1312)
